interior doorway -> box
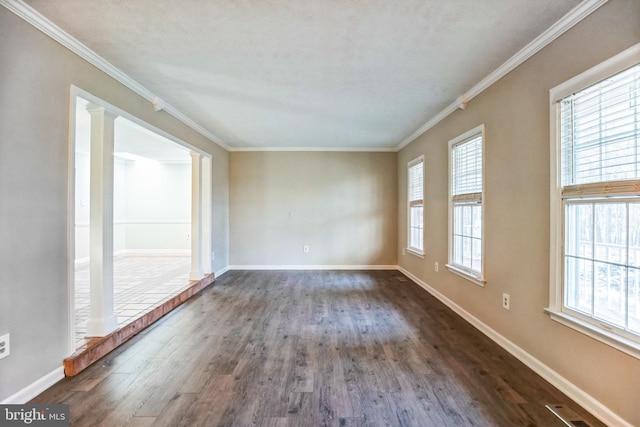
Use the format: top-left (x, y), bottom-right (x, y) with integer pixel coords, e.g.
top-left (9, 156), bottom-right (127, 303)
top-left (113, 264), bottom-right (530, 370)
top-left (70, 90), bottom-right (211, 353)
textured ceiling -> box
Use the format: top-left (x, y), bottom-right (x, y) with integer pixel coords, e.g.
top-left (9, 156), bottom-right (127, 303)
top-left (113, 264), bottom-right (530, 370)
top-left (25, 0), bottom-right (581, 150)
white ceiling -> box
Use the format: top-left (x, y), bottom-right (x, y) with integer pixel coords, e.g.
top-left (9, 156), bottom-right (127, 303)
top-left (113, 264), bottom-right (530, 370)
top-left (24, 0), bottom-right (582, 150)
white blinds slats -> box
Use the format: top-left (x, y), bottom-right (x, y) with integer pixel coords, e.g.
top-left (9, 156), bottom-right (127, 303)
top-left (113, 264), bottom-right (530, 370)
top-left (452, 135), bottom-right (482, 197)
top-left (409, 160), bottom-right (423, 203)
top-left (560, 64), bottom-right (640, 188)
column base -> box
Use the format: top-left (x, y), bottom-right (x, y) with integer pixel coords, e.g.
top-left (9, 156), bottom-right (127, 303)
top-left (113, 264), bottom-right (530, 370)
top-left (85, 314), bottom-right (118, 337)
top-left (189, 269), bottom-right (204, 281)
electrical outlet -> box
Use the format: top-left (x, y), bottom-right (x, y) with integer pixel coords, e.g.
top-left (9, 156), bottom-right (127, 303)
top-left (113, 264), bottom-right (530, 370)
top-left (303, 245), bottom-right (310, 253)
top-left (0, 334), bottom-right (10, 360)
top-left (435, 262), bottom-right (439, 272)
top-left (502, 293), bottom-right (510, 310)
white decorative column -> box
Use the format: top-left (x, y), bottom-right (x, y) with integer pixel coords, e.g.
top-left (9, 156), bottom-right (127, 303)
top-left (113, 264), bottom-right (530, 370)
top-left (201, 156), bottom-right (212, 275)
top-left (190, 152), bottom-right (203, 280)
top-left (85, 104), bottom-right (118, 337)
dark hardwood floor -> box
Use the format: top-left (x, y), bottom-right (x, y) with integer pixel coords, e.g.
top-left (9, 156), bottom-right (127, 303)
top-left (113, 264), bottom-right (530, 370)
top-left (32, 270), bottom-right (604, 426)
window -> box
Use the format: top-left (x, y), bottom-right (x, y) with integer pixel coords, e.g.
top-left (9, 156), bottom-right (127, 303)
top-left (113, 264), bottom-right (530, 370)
top-left (549, 44), bottom-right (640, 357)
top-left (448, 125), bottom-right (485, 284)
top-left (407, 156), bottom-right (424, 255)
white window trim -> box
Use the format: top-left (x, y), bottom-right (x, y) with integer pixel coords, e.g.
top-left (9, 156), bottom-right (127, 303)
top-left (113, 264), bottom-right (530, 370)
top-left (407, 155), bottom-right (425, 256)
top-left (447, 263), bottom-right (486, 287)
top-left (547, 42), bottom-right (640, 360)
top-left (406, 247), bottom-right (425, 258)
top-left (447, 124), bottom-right (486, 286)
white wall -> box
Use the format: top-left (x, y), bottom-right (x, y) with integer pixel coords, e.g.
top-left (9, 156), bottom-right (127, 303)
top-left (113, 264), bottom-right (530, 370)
top-left (75, 139), bottom-right (191, 261)
top-left (113, 158), bottom-right (127, 252)
top-left (121, 160), bottom-right (191, 251)
top-left (74, 151), bottom-right (91, 260)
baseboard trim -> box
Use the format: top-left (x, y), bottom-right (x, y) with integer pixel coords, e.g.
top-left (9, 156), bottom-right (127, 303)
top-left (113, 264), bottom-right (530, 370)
top-left (114, 249), bottom-right (190, 257)
top-left (229, 264), bottom-right (399, 271)
top-left (1, 367), bottom-right (65, 404)
top-left (215, 265), bottom-right (230, 277)
top-left (75, 250), bottom-right (190, 267)
top-left (74, 257), bottom-right (89, 268)
top-left (397, 266), bottom-right (632, 427)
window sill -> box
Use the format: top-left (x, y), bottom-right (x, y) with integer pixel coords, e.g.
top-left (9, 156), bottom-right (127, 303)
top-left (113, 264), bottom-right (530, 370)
top-left (544, 308), bottom-right (640, 361)
top-left (446, 264), bottom-right (485, 287)
top-left (406, 248), bottom-right (425, 258)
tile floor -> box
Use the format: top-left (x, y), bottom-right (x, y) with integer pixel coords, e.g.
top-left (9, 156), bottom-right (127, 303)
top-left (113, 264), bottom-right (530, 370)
top-left (74, 255), bottom-right (191, 349)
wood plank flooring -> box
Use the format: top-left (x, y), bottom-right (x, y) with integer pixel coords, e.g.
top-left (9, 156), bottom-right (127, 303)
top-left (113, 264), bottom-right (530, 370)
top-left (32, 270), bottom-right (604, 426)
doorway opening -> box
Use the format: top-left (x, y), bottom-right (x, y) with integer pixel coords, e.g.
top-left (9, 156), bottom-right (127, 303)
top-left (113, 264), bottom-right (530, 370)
top-left (70, 90), bottom-right (212, 353)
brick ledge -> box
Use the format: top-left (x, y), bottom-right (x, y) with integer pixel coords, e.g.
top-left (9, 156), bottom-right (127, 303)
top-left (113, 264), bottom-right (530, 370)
top-left (63, 273), bottom-right (215, 376)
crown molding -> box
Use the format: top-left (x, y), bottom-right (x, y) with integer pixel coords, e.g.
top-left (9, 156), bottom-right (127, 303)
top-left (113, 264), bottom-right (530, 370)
top-left (550, 41), bottom-right (640, 104)
top-left (1, 0), bottom-right (231, 151)
top-left (395, 0), bottom-right (609, 151)
top-left (228, 145), bottom-right (397, 153)
top-left (3, 0), bottom-right (608, 154)
top-left (161, 103), bottom-right (230, 150)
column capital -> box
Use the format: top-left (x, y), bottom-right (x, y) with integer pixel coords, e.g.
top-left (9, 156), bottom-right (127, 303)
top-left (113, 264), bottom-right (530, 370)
top-left (86, 103), bottom-right (118, 120)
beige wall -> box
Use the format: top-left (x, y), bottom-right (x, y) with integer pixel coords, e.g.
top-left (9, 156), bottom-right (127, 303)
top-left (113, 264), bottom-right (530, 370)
top-left (230, 151), bottom-right (397, 267)
top-left (0, 9), bottom-right (229, 401)
top-left (2, 0), bottom-right (638, 422)
top-left (398, 0), bottom-right (640, 425)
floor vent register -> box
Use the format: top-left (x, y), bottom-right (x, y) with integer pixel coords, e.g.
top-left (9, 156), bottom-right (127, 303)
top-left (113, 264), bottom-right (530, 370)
top-left (546, 404), bottom-right (591, 427)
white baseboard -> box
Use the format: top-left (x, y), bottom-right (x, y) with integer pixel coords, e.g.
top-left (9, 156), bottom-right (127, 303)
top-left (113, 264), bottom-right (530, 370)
top-left (74, 257), bottom-right (89, 268)
top-left (397, 267), bottom-right (632, 427)
top-left (1, 367), bottom-right (65, 404)
top-left (228, 264), bottom-right (399, 271)
top-left (114, 249), bottom-right (190, 257)
top-left (76, 250), bottom-right (190, 267)
top-left (214, 265), bottom-right (230, 277)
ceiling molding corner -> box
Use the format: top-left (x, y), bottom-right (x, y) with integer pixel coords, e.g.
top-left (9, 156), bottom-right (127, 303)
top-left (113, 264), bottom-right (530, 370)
top-left (395, 0), bottom-right (609, 152)
top-left (1, 0), bottom-right (231, 152)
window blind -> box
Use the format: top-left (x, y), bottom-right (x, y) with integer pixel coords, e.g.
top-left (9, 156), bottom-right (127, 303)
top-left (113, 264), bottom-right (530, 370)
top-left (560, 63), bottom-right (640, 188)
top-left (409, 160), bottom-right (423, 207)
top-left (452, 135), bottom-right (482, 202)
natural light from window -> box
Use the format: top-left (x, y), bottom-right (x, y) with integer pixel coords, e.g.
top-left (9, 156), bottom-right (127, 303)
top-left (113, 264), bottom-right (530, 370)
top-left (408, 156), bottom-right (424, 254)
top-left (448, 125), bottom-right (484, 283)
top-left (558, 62), bottom-right (640, 343)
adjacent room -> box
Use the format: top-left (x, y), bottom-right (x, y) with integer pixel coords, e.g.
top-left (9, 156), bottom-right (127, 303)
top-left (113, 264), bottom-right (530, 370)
top-left (1, 0), bottom-right (639, 426)
top-left (73, 96), bottom-right (194, 350)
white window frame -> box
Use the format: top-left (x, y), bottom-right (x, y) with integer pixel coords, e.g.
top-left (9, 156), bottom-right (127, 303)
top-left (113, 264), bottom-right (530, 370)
top-left (547, 43), bottom-right (640, 360)
top-left (447, 124), bottom-right (486, 286)
top-left (407, 155), bottom-right (425, 257)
